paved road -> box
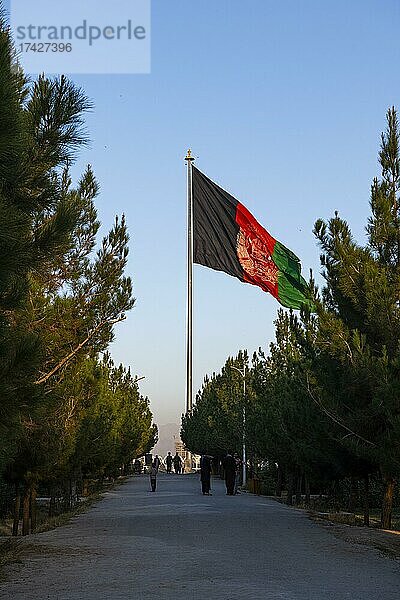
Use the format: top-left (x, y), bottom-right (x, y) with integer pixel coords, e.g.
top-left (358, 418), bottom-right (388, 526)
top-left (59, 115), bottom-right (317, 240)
top-left (1, 474), bottom-right (399, 599)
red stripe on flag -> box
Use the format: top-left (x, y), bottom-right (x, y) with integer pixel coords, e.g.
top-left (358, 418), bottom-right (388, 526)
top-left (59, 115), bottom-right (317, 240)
top-left (235, 202), bottom-right (279, 298)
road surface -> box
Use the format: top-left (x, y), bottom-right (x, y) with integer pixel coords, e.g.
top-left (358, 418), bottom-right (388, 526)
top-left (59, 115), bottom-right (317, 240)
top-left (1, 474), bottom-right (399, 599)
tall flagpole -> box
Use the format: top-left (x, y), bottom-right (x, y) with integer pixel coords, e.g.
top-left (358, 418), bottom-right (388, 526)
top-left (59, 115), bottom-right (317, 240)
top-left (185, 149), bottom-right (195, 414)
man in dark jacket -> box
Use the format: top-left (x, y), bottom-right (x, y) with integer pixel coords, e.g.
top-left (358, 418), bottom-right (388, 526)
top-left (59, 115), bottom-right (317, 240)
top-left (165, 452), bottom-right (173, 473)
top-left (223, 451), bottom-right (237, 495)
top-left (200, 455), bottom-right (212, 495)
top-left (173, 452), bottom-right (183, 474)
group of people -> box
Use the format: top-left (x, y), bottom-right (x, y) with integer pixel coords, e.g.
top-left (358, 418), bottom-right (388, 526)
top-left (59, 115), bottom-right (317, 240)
top-left (200, 451), bottom-right (242, 496)
top-left (148, 450), bottom-right (242, 495)
top-left (165, 451), bottom-right (184, 474)
top-left (149, 452), bottom-right (184, 492)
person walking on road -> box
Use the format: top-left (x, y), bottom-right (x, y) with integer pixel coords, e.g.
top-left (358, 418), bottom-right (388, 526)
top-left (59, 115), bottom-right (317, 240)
top-left (165, 452), bottom-right (173, 474)
top-left (154, 455), bottom-right (161, 472)
top-left (223, 451), bottom-right (237, 495)
top-left (234, 452), bottom-right (241, 494)
top-left (200, 454), bottom-right (212, 495)
top-left (173, 452), bottom-right (183, 474)
top-left (149, 461), bottom-right (158, 492)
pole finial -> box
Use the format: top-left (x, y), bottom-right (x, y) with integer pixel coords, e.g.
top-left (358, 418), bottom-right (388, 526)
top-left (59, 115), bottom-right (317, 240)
top-left (185, 148), bottom-right (194, 162)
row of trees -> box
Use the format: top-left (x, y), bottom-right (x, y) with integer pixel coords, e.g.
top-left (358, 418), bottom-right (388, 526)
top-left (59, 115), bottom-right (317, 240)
top-left (182, 107), bottom-right (400, 530)
top-left (0, 19), bottom-right (156, 534)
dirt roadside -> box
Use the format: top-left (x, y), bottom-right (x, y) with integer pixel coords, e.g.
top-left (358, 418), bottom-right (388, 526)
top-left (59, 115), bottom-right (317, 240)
top-left (309, 513), bottom-right (400, 560)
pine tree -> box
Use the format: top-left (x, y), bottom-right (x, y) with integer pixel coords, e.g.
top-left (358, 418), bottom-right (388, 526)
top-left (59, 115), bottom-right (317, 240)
top-left (0, 17), bottom-right (86, 473)
top-left (181, 352), bottom-right (250, 458)
top-left (0, 17), bottom-right (153, 535)
top-left (313, 108), bottom-right (400, 528)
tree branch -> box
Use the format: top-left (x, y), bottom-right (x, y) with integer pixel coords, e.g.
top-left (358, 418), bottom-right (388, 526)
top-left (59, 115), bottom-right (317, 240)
top-left (304, 374), bottom-right (375, 447)
top-left (34, 315), bottom-right (125, 385)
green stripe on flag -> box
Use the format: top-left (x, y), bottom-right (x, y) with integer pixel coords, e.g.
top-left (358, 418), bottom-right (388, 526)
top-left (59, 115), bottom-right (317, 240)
top-left (273, 241), bottom-right (314, 310)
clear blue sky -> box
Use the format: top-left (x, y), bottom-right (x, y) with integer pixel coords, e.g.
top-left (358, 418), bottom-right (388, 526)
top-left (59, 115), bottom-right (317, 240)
top-left (7, 0), bottom-right (400, 426)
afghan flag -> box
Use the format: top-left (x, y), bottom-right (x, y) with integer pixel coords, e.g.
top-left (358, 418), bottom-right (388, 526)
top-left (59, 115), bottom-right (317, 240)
top-left (192, 166), bottom-right (312, 310)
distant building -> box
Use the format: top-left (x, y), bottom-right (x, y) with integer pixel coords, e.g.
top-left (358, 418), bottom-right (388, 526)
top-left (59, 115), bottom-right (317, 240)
top-left (174, 436), bottom-right (200, 471)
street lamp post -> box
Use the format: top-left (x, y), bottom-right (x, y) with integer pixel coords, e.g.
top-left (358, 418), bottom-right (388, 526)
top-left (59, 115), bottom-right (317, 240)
top-left (231, 364), bottom-right (247, 487)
